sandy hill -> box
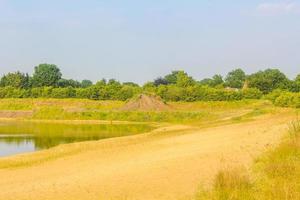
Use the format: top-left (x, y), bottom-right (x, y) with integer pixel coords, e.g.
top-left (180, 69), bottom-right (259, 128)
top-left (121, 94), bottom-right (170, 111)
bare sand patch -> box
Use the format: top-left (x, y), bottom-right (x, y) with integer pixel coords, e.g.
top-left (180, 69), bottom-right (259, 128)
top-left (0, 110), bottom-right (33, 118)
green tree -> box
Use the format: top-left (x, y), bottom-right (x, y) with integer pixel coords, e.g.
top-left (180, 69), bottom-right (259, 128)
top-left (81, 80), bottom-right (93, 88)
top-left (199, 78), bottom-right (213, 86)
top-left (58, 79), bottom-right (81, 88)
top-left (153, 77), bottom-right (169, 86)
top-left (123, 82), bottom-right (139, 87)
top-left (287, 74), bottom-right (300, 92)
top-left (0, 71), bottom-right (30, 88)
top-left (156, 70), bottom-right (195, 87)
top-left (225, 69), bottom-right (246, 89)
top-left (296, 74), bottom-right (300, 83)
top-left (32, 64), bottom-right (62, 87)
top-left (200, 74), bottom-right (224, 87)
top-left (118, 85), bottom-right (140, 101)
top-left (156, 85), bottom-right (184, 101)
top-left (248, 69), bottom-right (289, 94)
top-left (51, 87), bottom-right (76, 98)
top-left (142, 82), bottom-right (156, 93)
top-left (211, 74), bottom-right (224, 86)
top-left (95, 79), bottom-right (107, 87)
top-left (176, 71), bottom-right (195, 87)
top-left (99, 79), bottom-right (122, 100)
top-left (164, 71), bottom-right (180, 84)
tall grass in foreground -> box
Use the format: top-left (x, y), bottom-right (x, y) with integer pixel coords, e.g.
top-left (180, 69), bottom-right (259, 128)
top-left (196, 120), bottom-right (300, 200)
top-left (289, 120), bottom-right (300, 139)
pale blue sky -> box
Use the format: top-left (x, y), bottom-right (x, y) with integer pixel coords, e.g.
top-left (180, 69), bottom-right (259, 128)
top-left (0, 0), bottom-right (299, 84)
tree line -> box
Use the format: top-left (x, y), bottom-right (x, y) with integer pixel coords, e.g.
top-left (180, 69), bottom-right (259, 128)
top-left (0, 64), bottom-right (299, 101)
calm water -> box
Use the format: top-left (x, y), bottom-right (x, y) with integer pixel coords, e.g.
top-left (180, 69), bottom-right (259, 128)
top-left (0, 121), bottom-right (153, 157)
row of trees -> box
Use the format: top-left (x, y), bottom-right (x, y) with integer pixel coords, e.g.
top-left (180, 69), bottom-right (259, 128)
top-left (0, 64), bottom-right (299, 101)
top-left (0, 84), bottom-right (263, 101)
top-left (152, 69), bottom-right (300, 94)
top-left (0, 64), bottom-right (93, 89)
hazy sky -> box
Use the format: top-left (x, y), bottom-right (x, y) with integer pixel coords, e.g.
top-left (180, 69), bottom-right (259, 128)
top-left (0, 0), bottom-right (299, 84)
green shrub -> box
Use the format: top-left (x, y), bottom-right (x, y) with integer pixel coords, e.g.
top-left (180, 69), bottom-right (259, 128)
top-left (117, 85), bottom-right (141, 101)
top-left (272, 92), bottom-right (300, 108)
top-left (274, 94), bottom-right (293, 107)
top-left (0, 87), bottom-right (28, 98)
top-left (29, 87), bottom-right (43, 98)
top-left (41, 87), bottom-right (53, 98)
top-left (155, 85), bottom-right (246, 102)
top-left (265, 89), bottom-right (286, 103)
top-left (75, 88), bottom-right (90, 99)
top-left (242, 88), bottom-right (263, 99)
top-left (291, 94), bottom-right (300, 108)
top-left (51, 87), bottom-right (76, 98)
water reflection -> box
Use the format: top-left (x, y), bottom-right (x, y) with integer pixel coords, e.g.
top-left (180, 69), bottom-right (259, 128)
top-left (0, 140), bottom-right (35, 157)
top-left (0, 121), bottom-right (153, 157)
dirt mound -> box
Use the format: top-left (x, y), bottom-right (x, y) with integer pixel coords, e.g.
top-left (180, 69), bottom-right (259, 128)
top-left (121, 94), bottom-right (170, 111)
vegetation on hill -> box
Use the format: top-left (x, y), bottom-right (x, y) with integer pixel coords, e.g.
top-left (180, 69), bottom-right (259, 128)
top-left (0, 98), bottom-right (273, 124)
top-left (0, 64), bottom-right (299, 102)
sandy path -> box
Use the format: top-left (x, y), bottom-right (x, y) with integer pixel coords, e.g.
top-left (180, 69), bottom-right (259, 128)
top-left (0, 113), bottom-right (294, 200)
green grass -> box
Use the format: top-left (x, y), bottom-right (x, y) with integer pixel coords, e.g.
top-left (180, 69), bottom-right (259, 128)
top-left (0, 99), bottom-right (34, 110)
top-left (31, 108), bottom-right (215, 123)
top-left (196, 120), bottom-right (300, 200)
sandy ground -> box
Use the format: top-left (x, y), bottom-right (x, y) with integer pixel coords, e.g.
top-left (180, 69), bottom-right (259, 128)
top-left (0, 113), bottom-right (295, 200)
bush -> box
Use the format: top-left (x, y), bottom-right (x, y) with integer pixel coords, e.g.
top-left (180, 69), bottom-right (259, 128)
top-left (41, 87), bottom-right (53, 98)
top-left (265, 89), bottom-right (286, 103)
top-left (117, 86), bottom-right (141, 101)
top-left (155, 85), bottom-right (246, 102)
top-left (51, 87), bottom-right (76, 98)
top-left (193, 87), bottom-right (242, 101)
top-left (0, 87), bottom-right (28, 98)
top-left (272, 92), bottom-right (300, 108)
top-left (30, 88), bottom-right (43, 98)
top-left (75, 88), bottom-right (90, 99)
top-left (292, 94), bottom-right (300, 108)
top-left (274, 93), bottom-right (294, 107)
top-left (75, 86), bottom-right (99, 100)
top-left (242, 88), bottom-right (263, 99)
top-left (157, 85), bottom-right (185, 101)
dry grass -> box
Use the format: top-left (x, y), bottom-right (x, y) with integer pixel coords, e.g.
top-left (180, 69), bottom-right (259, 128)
top-left (196, 120), bottom-right (300, 200)
top-left (196, 169), bottom-right (253, 200)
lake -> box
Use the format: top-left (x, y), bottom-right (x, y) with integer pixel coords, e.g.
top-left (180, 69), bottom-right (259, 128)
top-left (0, 120), bottom-right (153, 157)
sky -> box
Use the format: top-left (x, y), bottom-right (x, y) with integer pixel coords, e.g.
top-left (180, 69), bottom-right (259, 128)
top-left (0, 0), bottom-right (299, 84)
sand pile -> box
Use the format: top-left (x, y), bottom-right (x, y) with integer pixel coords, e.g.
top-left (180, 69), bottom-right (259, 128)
top-left (121, 94), bottom-right (170, 111)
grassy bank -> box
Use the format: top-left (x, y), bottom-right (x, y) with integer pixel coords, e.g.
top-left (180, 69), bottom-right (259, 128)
top-left (0, 99), bottom-right (277, 124)
top-left (196, 120), bottom-right (300, 200)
